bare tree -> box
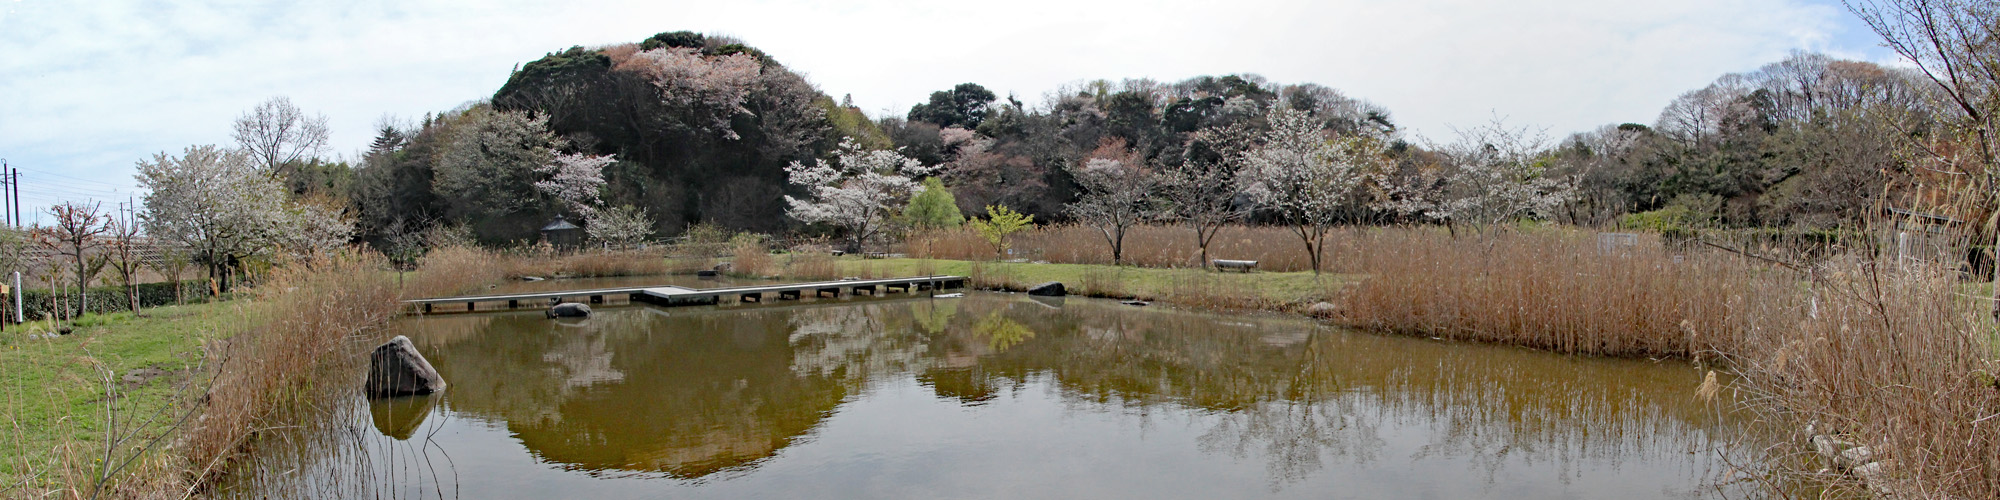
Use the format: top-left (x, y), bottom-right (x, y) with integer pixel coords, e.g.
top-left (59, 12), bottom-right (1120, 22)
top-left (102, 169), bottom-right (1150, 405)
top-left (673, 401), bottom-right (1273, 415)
top-left (1846, 0), bottom-right (2000, 318)
top-left (233, 96), bottom-right (331, 173)
top-left (150, 247), bottom-right (193, 305)
top-left (106, 208), bottom-right (144, 314)
top-left (33, 202), bottom-right (111, 319)
top-left (1066, 139), bottom-right (1163, 266)
top-left (1162, 124), bottom-right (1257, 268)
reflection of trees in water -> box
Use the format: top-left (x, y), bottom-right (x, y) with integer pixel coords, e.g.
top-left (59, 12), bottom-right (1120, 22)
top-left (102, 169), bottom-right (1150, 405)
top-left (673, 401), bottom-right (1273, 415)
top-left (938, 297), bottom-right (1731, 490)
top-left (975, 311), bottom-right (1034, 351)
top-left (414, 308), bottom-right (853, 480)
top-left (236, 296), bottom-right (1735, 495)
top-left (786, 302), bottom-right (933, 378)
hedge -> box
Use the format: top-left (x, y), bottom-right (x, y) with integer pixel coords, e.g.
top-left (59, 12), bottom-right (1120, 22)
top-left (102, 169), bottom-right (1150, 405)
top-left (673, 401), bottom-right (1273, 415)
top-left (19, 281), bottom-right (218, 321)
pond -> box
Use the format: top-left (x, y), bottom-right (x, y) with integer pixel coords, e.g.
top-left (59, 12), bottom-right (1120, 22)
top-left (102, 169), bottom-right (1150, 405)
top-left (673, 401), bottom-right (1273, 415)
top-left (227, 292), bottom-right (1749, 499)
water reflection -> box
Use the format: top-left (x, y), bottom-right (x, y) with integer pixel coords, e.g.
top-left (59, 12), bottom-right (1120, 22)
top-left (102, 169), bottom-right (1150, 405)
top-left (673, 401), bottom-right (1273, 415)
top-left (233, 292), bottom-right (1743, 499)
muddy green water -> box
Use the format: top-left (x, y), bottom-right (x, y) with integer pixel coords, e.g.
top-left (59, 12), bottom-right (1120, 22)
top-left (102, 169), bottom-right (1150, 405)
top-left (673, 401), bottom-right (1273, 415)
top-left (233, 292), bottom-right (1747, 499)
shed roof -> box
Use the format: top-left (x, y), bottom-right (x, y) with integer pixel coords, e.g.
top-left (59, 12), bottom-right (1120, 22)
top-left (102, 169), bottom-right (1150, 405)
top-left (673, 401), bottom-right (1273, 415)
top-left (540, 217), bottom-right (581, 232)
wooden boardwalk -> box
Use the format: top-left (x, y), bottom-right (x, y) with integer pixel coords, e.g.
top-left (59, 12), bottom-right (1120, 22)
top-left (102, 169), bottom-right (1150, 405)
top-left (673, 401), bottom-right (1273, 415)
top-left (401, 275), bottom-right (967, 314)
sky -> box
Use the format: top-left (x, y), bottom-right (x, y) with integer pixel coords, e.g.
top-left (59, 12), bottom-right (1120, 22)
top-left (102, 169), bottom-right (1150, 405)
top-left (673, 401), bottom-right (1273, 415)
top-left (0, 0), bottom-right (1902, 225)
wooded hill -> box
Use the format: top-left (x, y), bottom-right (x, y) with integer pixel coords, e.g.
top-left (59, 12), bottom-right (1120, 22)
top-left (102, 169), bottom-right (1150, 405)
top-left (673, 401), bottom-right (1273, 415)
top-left (338, 30), bottom-right (1948, 246)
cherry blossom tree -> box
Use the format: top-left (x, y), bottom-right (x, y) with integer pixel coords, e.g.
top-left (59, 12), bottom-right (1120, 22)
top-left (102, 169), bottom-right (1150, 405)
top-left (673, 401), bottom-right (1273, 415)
top-left (616, 47), bottom-right (763, 140)
top-left (535, 152), bottom-right (615, 217)
top-left (1427, 118), bottom-right (1577, 229)
top-left (1066, 139), bottom-right (1162, 266)
top-left (1240, 106), bottom-right (1385, 275)
top-left (785, 139), bottom-right (936, 252)
top-left (137, 145), bottom-right (293, 291)
top-left (586, 205), bottom-right (654, 249)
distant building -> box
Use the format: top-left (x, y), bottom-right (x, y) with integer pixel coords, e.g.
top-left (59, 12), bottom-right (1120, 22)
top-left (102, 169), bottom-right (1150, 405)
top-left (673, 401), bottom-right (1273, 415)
top-left (1880, 206), bottom-right (1967, 269)
top-left (540, 216), bottom-right (583, 250)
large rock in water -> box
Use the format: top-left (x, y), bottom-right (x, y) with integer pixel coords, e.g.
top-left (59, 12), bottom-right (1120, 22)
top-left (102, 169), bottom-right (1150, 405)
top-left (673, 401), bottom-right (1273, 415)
top-left (547, 302), bottom-right (591, 318)
top-left (366, 336), bottom-right (446, 398)
top-left (1027, 282), bottom-right (1066, 297)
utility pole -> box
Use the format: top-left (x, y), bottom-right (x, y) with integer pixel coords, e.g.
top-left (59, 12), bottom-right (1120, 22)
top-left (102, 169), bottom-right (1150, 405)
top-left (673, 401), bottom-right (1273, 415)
top-left (9, 165), bottom-right (21, 325)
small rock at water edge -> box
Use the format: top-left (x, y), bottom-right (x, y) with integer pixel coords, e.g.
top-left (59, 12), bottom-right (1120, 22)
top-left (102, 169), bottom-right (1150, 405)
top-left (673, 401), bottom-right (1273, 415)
top-left (366, 336), bottom-right (447, 398)
top-left (1121, 300), bottom-right (1149, 307)
top-left (1306, 302), bottom-right (1340, 318)
top-left (1027, 282), bottom-right (1066, 297)
top-left (547, 302), bottom-right (591, 318)
top-left (521, 276), bottom-right (546, 282)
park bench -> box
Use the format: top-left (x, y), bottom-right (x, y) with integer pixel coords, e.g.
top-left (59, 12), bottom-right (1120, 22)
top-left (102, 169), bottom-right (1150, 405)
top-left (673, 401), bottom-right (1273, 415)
top-left (1212, 259), bottom-right (1258, 272)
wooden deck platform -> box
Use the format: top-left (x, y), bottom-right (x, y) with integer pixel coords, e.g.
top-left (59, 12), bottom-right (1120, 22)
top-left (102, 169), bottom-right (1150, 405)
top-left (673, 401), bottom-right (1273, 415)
top-left (401, 275), bottom-right (967, 314)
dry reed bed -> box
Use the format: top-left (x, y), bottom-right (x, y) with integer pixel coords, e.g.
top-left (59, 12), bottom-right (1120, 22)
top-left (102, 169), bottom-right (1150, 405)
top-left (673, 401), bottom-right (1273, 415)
top-left (1730, 261), bottom-right (2000, 497)
top-left (1333, 229), bottom-right (1768, 358)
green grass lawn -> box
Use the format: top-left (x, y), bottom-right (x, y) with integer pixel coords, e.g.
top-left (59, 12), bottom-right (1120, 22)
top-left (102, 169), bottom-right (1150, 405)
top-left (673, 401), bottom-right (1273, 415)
top-left (1, 301), bottom-right (246, 488)
top-left (819, 257), bottom-right (1357, 306)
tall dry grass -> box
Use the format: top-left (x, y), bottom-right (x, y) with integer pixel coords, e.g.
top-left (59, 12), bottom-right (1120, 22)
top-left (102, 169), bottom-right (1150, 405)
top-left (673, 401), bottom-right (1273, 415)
top-left (1333, 228), bottom-right (1768, 358)
top-left (1730, 260), bottom-right (2000, 497)
top-left (1318, 226), bottom-right (1999, 497)
top-left (174, 250), bottom-right (403, 496)
top-left (728, 236), bottom-right (774, 278)
top-left (784, 252), bottom-right (840, 281)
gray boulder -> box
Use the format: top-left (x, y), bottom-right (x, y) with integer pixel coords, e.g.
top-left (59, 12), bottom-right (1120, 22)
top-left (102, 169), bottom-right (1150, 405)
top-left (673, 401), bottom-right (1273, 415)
top-left (547, 302), bottom-right (591, 318)
top-left (1027, 282), bottom-right (1066, 297)
top-left (366, 336), bottom-right (446, 398)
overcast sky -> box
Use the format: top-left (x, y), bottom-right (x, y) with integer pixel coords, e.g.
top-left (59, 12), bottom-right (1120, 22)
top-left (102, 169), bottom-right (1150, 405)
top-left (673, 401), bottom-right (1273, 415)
top-left (0, 0), bottom-right (1898, 224)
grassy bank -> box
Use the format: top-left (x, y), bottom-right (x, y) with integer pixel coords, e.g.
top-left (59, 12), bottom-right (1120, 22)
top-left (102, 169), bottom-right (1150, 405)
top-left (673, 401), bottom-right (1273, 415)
top-left (2, 302), bottom-right (242, 493)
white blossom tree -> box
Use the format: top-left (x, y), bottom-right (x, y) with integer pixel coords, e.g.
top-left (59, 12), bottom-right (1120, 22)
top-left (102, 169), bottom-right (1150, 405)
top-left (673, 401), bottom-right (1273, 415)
top-left (137, 145), bottom-right (293, 291)
top-left (617, 47), bottom-right (763, 140)
top-left (535, 152), bottom-right (615, 217)
top-left (785, 139), bottom-right (936, 252)
top-left (1426, 117), bottom-right (1578, 229)
top-left (586, 205), bottom-right (654, 249)
top-left (1240, 106), bottom-right (1385, 275)
top-left (274, 195), bottom-right (357, 266)
top-left (1066, 139), bottom-right (1163, 266)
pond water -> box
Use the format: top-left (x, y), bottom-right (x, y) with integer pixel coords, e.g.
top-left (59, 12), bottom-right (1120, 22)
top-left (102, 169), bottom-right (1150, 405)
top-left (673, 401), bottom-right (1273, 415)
top-left (229, 292), bottom-right (1748, 499)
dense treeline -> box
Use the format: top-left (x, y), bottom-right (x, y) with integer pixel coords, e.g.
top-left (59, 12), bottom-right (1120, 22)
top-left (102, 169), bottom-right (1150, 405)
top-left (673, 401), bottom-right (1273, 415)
top-left (329, 30), bottom-right (1948, 249)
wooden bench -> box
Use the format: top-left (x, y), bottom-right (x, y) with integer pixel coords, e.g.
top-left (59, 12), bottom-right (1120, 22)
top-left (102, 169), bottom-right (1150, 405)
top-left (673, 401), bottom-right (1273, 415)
top-left (1212, 259), bottom-right (1259, 272)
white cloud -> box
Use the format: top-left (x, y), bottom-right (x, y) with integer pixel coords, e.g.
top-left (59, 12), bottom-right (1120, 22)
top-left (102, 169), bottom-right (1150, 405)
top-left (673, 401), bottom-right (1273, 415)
top-left (0, 0), bottom-right (1882, 221)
